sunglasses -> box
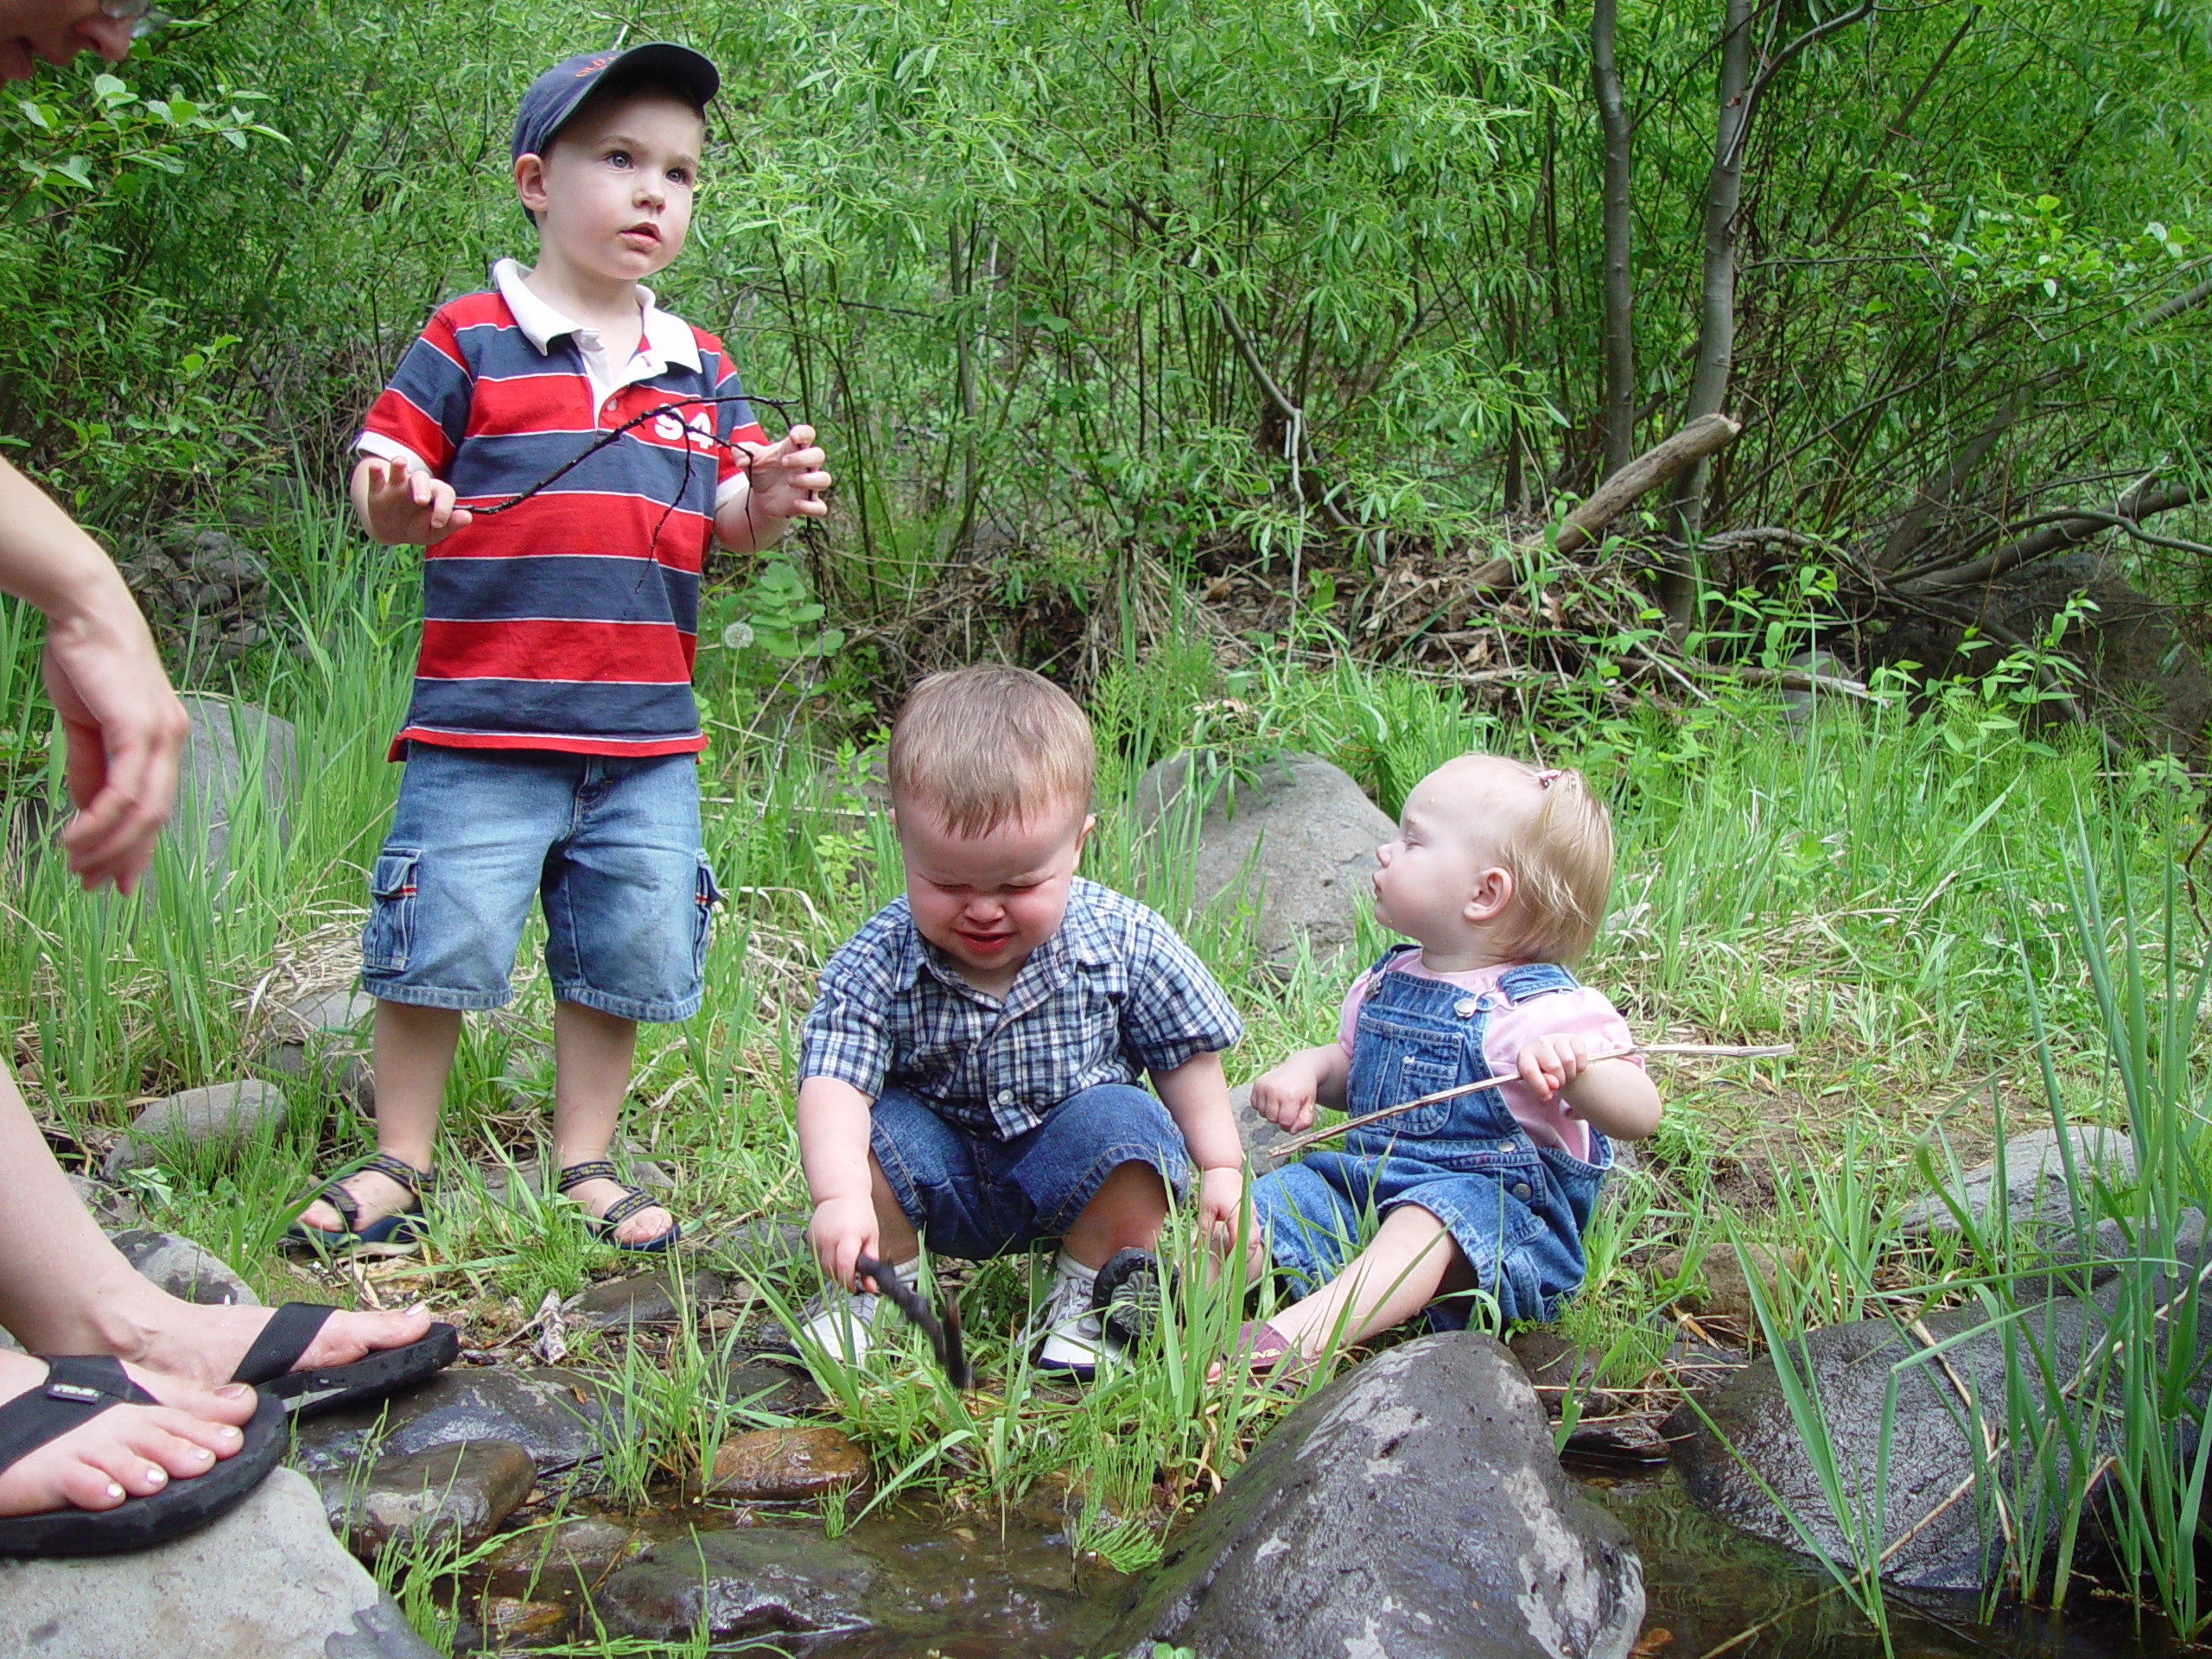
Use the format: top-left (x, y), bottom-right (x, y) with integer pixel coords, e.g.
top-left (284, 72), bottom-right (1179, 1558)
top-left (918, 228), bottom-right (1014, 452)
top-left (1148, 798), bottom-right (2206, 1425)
top-left (97, 0), bottom-right (171, 40)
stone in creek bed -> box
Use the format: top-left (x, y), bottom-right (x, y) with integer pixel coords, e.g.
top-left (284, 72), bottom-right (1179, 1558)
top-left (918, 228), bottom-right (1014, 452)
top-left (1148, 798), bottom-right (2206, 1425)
top-left (480, 1597), bottom-right (569, 1643)
top-left (291, 1365), bottom-right (606, 1476)
top-left (595, 1527), bottom-right (877, 1642)
top-left (704, 1426), bottom-right (868, 1501)
top-left (724, 1357), bottom-right (826, 1417)
top-left (320, 1438), bottom-right (535, 1560)
top-left (570, 1265), bottom-right (727, 1327)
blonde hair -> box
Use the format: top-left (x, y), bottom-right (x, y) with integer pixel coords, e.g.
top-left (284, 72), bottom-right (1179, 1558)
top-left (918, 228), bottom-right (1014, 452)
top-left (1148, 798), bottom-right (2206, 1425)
top-left (887, 664), bottom-right (1095, 837)
top-left (1491, 762), bottom-right (1614, 966)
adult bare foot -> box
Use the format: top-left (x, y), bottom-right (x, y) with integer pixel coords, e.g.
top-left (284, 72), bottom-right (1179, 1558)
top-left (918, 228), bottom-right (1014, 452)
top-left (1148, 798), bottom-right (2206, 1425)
top-left (0, 1351), bottom-right (253, 1517)
top-left (129, 1300), bottom-right (437, 1394)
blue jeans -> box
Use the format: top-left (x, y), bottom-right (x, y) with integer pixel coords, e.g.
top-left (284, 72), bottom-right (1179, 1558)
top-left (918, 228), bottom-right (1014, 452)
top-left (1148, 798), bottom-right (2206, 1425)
top-left (360, 744), bottom-right (717, 1023)
top-left (1254, 955), bottom-right (1611, 1326)
top-left (869, 1083), bottom-right (1192, 1261)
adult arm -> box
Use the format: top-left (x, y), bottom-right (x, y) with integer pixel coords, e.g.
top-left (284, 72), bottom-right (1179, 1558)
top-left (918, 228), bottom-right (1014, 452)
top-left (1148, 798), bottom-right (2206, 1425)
top-left (0, 458), bottom-right (188, 893)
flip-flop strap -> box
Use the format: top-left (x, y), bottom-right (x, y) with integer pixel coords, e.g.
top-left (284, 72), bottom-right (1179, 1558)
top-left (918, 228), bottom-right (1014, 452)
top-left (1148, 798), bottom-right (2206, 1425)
top-left (230, 1302), bottom-right (335, 1387)
top-left (0, 1357), bottom-right (146, 1472)
top-left (555, 1160), bottom-right (620, 1193)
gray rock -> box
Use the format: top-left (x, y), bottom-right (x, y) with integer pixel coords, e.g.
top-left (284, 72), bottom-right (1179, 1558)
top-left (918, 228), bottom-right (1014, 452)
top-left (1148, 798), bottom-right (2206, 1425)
top-left (569, 1265), bottom-right (727, 1329)
top-left (319, 1438), bottom-right (536, 1560)
top-left (1230, 1079), bottom-right (1301, 1168)
top-left (65, 1173), bottom-right (139, 1230)
top-left (2014, 1206), bottom-right (2209, 1300)
top-left (1115, 1332), bottom-right (1645, 1659)
top-left (0, 1468), bottom-right (435, 1659)
top-left (595, 1526), bottom-right (876, 1642)
top-left (1779, 647), bottom-right (1856, 728)
top-left (292, 1366), bottom-right (604, 1477)
top-left (709, 1212), bottom-right (810, 1266)
top-left (487, 1516), bottom-right (642, 1593)
top-left (1902, 1125), bottom-right (2137, 1236)
top-left (1668, 1298), bottom-right (2125, 1590)
top-left (1134, 750), bottom-right (1395, 962)
top-left (171, 695), bottom-right (295, 880)
top-left (107, 1228), bottom-right (258, 1306)
top-left (102, 1079), bottom-right (289, 1178)
top-left (724, 1357), bottom-right (825, 1417)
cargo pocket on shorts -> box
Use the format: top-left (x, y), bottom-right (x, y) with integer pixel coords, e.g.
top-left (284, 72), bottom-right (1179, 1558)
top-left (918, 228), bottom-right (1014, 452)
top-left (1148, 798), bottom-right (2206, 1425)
top-left (691, 855), bottom-right (723, 980)
top-left (362, 847), bottom-right (422, 975)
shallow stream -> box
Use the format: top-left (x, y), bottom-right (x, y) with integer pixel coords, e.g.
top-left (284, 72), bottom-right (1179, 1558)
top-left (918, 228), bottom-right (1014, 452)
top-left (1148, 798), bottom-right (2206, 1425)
top-left (461, 1467), bottom-right (2182, 1657)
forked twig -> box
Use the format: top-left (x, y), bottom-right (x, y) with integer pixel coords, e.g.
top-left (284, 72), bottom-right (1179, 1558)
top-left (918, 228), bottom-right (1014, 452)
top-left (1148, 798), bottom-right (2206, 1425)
top-left (1263, 1042), bottom-right (1792, 1162)
top-left (855, 1252), bottom-right (971, 1389)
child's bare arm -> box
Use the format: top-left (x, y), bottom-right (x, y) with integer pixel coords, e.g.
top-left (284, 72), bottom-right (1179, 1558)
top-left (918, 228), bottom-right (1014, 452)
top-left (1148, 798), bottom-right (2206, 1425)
top-left (1516, 1033), bottom-right (1662, 1140)
top-left (350, 455), bottom-right (472, 546)
top-left (1151, 1051), bottom-right (1263, 1270)
top-left (1248, 1042), bottom-right (1350, 1134)
top-left (713, 423), bottom-right (832, 553)
top-left (796, 1073), bottom-right (884, 1290)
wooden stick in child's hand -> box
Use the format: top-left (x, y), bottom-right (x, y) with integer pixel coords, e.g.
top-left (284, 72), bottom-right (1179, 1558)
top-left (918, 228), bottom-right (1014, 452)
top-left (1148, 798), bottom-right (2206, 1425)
top-left (1260, 1041), bottom-right (1792, 1163)
top-left (854, 1252), bottom-right (972, 1389)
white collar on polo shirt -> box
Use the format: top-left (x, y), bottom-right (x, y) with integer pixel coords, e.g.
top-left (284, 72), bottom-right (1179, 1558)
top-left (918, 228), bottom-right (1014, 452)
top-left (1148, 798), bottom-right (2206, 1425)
top-left (492, 258), bottom-right (702, 404)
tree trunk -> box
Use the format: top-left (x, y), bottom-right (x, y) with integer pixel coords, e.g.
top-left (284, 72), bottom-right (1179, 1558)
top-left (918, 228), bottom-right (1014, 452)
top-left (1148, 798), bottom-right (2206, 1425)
top-left (1659, 0), bottom-right (1755, 628)
top-left (1592, 0), bottom-right (1635, 479)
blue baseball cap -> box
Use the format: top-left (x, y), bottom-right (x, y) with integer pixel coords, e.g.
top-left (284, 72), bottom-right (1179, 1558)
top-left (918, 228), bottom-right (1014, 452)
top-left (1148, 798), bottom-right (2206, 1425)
top-left (510, 43), bottom-right (720, 162)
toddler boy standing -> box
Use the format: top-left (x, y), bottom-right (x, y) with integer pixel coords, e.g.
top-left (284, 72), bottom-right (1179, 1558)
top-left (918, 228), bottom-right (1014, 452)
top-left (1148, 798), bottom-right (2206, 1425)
top-left (292, 44), bottom-right (832, 1253)
top-left (797, 666), bottom-right (1248, 1378)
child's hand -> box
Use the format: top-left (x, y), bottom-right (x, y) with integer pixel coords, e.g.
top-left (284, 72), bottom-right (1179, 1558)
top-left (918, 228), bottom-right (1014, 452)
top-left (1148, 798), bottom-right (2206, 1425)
top-left (358, 457), bottom-right (472, 546)
top-left (809, 1194), bottom-right (881, 1293)
top-left (1249, 1057), bottom-right (1322, 1133)
top-left (1196, 1166), bottom-right (1267, 1277)
top-left (744, 423), bottom-right (833, 522)
top-left (1516, 1033), bottom-right (1591, 1100)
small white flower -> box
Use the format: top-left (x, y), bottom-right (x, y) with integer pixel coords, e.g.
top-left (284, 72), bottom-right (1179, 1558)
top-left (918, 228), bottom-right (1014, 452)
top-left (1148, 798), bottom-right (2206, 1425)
top-left (721, 620), bottom-right (755, 651)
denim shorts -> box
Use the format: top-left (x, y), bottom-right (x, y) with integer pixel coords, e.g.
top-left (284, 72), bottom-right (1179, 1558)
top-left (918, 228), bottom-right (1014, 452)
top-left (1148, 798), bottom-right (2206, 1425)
top-left (869, 1083), bottom-right (1192, 1261)
top-left (359, 744), bottom-right (718, 1023)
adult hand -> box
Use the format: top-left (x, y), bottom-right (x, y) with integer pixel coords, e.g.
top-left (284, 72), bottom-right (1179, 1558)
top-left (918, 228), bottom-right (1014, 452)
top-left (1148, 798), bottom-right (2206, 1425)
top-left (44, 614), bottom-right (188, 894)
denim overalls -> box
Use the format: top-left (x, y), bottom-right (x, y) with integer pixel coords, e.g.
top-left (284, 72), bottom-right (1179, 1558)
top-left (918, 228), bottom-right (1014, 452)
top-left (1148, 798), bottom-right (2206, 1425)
top-left (1252, 945), bottom-right (1614, 1327)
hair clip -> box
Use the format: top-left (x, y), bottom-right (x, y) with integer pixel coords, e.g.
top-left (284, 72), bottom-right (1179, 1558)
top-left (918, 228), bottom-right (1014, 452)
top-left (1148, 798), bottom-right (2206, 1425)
top-left (1534, 768), bottom-right (1563, 788)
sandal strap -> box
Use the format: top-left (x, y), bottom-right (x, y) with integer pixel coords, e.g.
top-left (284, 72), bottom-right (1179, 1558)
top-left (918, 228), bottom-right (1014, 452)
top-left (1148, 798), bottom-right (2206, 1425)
top-left (0, 1357), bottom-right (142, 1472)
top-left (594, 1185), bottom-right (661, 1229)
top-left (555, 1160), bottom-right (621, 1194)
top-left (359, 1152), bottom-right (430, 1197)
top-left (311, 1180), bottom-right (362, 1236)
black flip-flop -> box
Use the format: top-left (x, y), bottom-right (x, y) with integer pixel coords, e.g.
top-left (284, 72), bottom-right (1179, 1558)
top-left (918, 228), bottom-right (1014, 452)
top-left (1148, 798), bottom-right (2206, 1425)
top-left (0, 1355), bottom-right (284, 1558)
top-left (228, 1303), bottom-right (460, 1419)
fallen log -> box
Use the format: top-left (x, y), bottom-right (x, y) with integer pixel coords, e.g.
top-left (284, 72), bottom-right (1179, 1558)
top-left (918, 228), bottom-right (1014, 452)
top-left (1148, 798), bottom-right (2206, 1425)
top-left (1554, 412), bottom-right (1742, 555)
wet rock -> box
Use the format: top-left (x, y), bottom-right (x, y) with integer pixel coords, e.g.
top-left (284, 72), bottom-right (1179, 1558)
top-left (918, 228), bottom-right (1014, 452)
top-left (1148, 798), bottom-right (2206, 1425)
top-left (705, 1426), bottom-right (868, 1501)
top-left (1509, 1330), bottom-right (1618, 1415)
top-left (0, 1468), bottom-right (435, 1658)
top-left (65, 1173), bottom-right (140, 1230)
top-left (487, 1516), bottom-right (642, 1592)
top-left (595, 1526), bottom-right (876, 1642)
top-left (724, 1357), bottom-right (826, 1418)
top-left (1560, 1415), bottom-right (1671, 1469)
top-left (1668, 1298), bottom-right (2112, 1590)
top-left (321, 1439), bottom-right (535, 1560)
top-left (570, 1265), bottom-right (726, 1329)
top-left (2015, 1207), bottom-right (2209, 1300)
top-left (292, 1365), bottom-right (604, 1476)
top-left (107, 1227), bottom-right (258, 1306)
top-left (480, 1598), bottom-right (567, 1644)
top-left (1649, 1242), bottom-right (1802, 1328)
top-left (1901, 1125), bottom-right (2136, 1236)
top-left (102, 1079), bottom-right (289, 1178)
top-left (1115, 1332), bottom-right (1645, 1659)
top-left (171, 695), bottom-right (296, 879)
top-left (1134, 750), bottom-right (1395, 962)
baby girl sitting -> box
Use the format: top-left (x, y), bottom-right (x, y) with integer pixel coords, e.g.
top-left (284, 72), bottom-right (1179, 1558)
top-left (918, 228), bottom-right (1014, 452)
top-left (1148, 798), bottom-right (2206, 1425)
top-left (1236, 754), bottom-right (1660, 1376)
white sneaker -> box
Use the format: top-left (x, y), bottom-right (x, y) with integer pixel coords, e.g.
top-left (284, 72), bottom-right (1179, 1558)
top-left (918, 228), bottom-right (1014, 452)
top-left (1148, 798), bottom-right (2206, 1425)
top-left (1034, 1252), bottom-right (1123, 1379)
top-left (798, 1284), bottom-right (886, 1364)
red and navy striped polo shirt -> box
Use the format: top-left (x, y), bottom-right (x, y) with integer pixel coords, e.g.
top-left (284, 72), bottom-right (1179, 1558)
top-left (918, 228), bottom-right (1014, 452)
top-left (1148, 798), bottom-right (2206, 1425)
top-left (358, 260), bottom-right (767, 760)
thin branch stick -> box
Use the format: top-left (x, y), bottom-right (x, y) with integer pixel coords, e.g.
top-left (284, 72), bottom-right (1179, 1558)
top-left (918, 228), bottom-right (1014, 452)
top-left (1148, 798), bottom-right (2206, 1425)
top-left (1262, 1042), bottom-right (1791, 1161)
top-left (1554, 414), bottom-right (1741, 554)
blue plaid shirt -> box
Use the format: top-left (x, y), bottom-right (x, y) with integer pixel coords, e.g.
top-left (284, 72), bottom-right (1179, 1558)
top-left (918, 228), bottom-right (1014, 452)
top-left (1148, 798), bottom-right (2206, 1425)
top-left (799, 878), bottom-right (1243, 1139)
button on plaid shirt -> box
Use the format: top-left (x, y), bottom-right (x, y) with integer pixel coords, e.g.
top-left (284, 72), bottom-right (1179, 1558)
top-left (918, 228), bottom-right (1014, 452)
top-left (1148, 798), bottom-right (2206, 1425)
top-left (799, 878), bottom-right (1243, 1140)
